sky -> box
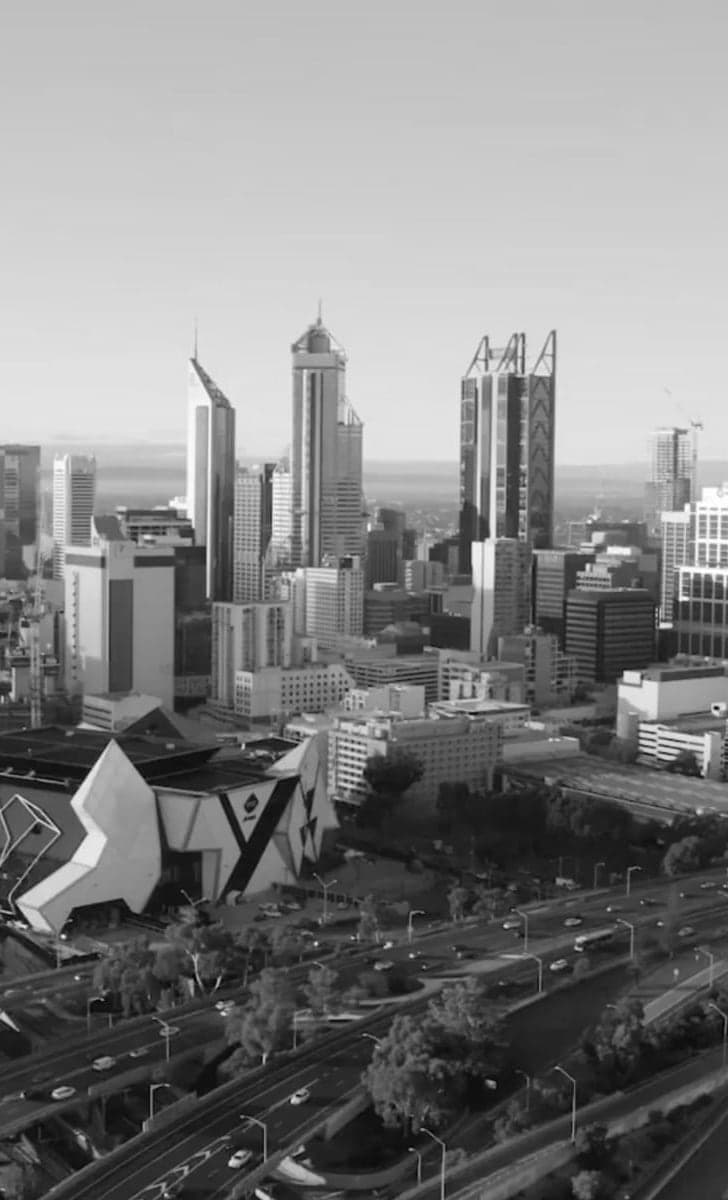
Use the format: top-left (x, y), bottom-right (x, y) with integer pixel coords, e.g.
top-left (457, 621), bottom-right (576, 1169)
top-left (1, 0), bottom-right (727, 464)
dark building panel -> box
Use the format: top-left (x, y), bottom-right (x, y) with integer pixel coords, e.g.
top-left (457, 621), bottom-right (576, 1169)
top-left (108, 579), bottom-right (133, 693)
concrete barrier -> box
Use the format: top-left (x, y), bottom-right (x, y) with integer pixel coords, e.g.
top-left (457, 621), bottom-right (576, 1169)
top-left (142, 1092), bottom-right (198, 1134)
top-left (321, 1089), bottom-right (370, 1140)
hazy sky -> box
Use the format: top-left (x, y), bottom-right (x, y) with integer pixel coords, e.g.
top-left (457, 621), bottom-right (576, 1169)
top-left (1, 1), bottom-right (727, 463)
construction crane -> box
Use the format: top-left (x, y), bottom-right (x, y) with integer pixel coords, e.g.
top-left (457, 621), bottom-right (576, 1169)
top-left (664, 388), bottom-right (703, 494)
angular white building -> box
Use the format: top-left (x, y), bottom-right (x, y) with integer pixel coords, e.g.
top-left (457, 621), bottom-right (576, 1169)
top-left (186, 356), bottom-right (236, 601)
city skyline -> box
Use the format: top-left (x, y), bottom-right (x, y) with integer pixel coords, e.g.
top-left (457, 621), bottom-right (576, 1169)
top-left (2, 3), bottom-right (728, 462)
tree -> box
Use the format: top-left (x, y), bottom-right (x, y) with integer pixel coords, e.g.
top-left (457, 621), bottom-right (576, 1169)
top-left (236, 926), bottom-right (270, 983)
top-left (224, 968), bottom-right (294, 1069)
top-left (269, 923), bottom-right (305, 965)
top-left (493, 1098), bottom-right (532, 1142)
top-left (165, 920), bottom-right (241, 995)
top-left (574, 1124), bottom-right (609, 1170)
top-left (92, 938), bottom-right (157, 1017)
top-left (359, 750), bottom-right (424, 825)
top-left (357, 894), bottom-right (383, 943)
top-left (362, 1013), bottom-right (455, 1131)
top-left (447, 884), bottom-right (469, 923)
top-left (0, 1161), bottom-right (37, 1200)
top-left (427, 977), bottom-right (505, 1081)
top-left (588, 997), bottom-right (646, 1084)
top-left (571, 1169), bottom-right (607, 1200)
top-left (303, 964), bottom-right (339, 1015)
top-left (662, 835), bottom-right (703, 877)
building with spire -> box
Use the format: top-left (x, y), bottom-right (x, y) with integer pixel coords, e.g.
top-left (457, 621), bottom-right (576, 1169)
top-left (290, 312), bottom-right (364, 567)
top-left (186, 356), bottom-right (236, 601)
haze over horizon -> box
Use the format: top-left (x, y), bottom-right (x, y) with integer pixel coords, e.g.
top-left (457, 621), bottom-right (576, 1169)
top-left (2, 1), bottom-right (727, 464)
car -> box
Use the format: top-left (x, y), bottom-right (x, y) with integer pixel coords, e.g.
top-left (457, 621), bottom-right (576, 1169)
top-left (678, 926), bottom-right (695, 938)
top-left (284, 901), bottom-right (302, 912)
top-left (73, 974), bottom-right (85, 982)
top-left (51, 1086), bottom-right (76, 1101)
top-left (129, 1048), bottom-right (149, 1058)
top-left (605, 905), bottom-right (621, 914)
top-left (456, 949), bottom-right (475, 960)
top-left (701, 881), bottom-right (718, 890)
top-left (373, 960), bottom-right (393, 972)
top-left (408, 950), bottom-right (421, 959)
top-left (549, 959), bottom-right (569, 972)
top-left (502, 918), bottom-right (521, 930)
top-left (215, 1000), bottom-right (233, 1011)
top-left (336, 901), bottom-right (349, 910)
top-left (290, 1087), bottom-right (310, 1106)
top-left (420, 961), bottom-right (430, 971)
top-left (655, 919), bottom-right (665, 928)
top-left (640, 898), bottom-right (657, 907)
top-left (92, 1056), bottom-right (116, 1072)
top-left (228, 1148), bottom-right (254, 1169)
top-left (382, 940), bottom-right (394, 950)
top-left (564, 917), bottom-right (583, 928)
top-left (679, 891), bottom-right (693, 899)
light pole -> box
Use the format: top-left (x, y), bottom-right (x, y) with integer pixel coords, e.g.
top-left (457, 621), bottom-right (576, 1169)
top-left (515, 1069), bottom-right (532, 1111)
top-left (514, 909), bottom-right (529, 952)
top-left (240, 1113), bottom-right (267, 1161)
top-left (626, 865), bottom-right (642, 897)
top-left (553, 1065), bottom-right (577, 1142)
top-left (616, 918), bottom-right (635, 960)
top-left (313, 874), bottom-right (337, 925)
top-left (500, 951), bottom-right (543, 994)
top-left (593, 861), bottom-right (606, 890)
top-left (152, 1017), bottom-right (174, 1062)
top-left (408, 909), bottom-right (424, 945)
top-left (361, 1032), bottom-right (382, 1048)
top-left (696, 946), bottom-right (716, 988)
top-left (709, 1001), bottom-right (728, 1068)
top-left (422, 1127), bottom-right (446, 1200)
top-left (148, 1082), bottom-right (172, 1121)
top-left (408, 1146), bottom-right (423, 1185)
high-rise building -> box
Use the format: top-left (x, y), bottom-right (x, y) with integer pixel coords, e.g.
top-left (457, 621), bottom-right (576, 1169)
top-left (533, 549), bottom-right (595, 647)
top-left (645, 426), bottom-right (698, 534)
top-left (565, 588), bottom-right (656, 684)
top-left (302, 556), bottom-right (364, 646)
top-left (232, 464), bottom-right (274, 603)
top-left (290, 314), bottom-right (364, 567)
top-left (470, 539), bottom-right (531, 657)
top-left (270, 459), bottom-right (293, 566)
top-left (458, 331), bottom-right (556, 574)
top-left (211, 601), bottom-right (292, 709)
top-left (63, 516), bottom-right (175, 705)
top-left (52, 454), bottom-right (96, 580)
top-left (0, 445), bottom-right (40, 545)
top-left (366, 528), bottom-right (401, 588)
top-left (186, 356), bottom-right (236, 601)
top-left (660, 506), bottom-right (693, 623)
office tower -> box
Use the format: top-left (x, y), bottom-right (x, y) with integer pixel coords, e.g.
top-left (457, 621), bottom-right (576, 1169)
top-left (576, 547), bottom-right (659, 601)
top-left (673, 487), bottom-right (728, 658)
top-left (645, 426), bottom-right (698, 534)
top-left (660, 506), bottom-right (693, 623)
top-left (0, 445), bottom-right (40, 545)
top-left (458, 331), bottom-right (557, 574)
top-left (470, 539), bottom-right (531, 656)
top-left (270, 459), bottom-right (293, 566)
top-left (52, 454), bottom-right (96, 579)
top-left (63, 516), bottom-right (175, 706)
top-left (232, 464), bottom-right (274, 603)
top-left (366, 528), bottom-right (401, 588)
top-left (290, 313), bottom-right (364, 567)
top-left (302, 556), bottom-right (364, 645)
top-left (533, 549), bottom-right (595, 647)
top-left (211, 600), bottom-right (292, 709)
top-left (565, 589), bottom-right (656, 684)
top-left (186, 356), bottom-right (236, 601)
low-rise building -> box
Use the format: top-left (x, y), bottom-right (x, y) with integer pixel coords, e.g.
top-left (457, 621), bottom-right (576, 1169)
top-left (233, 662), bottom-right (354, 721)
top-left (617, 662), bottom-right (728, 739)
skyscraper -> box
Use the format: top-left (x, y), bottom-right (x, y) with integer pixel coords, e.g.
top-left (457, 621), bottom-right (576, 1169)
top-left (290, 313), bottom-right (364, 567)
top-left (458, 331), bottom-right (556, 574)
top-left (660, 505), bottom-right (693, 622)
top-left (0, 444), bottom-right (40, 545)
top-left (52, 454), bottom-right (96, 579)
top-left (645, 426), bottom-right (698, 534)
top-left (186, 356), bottom-right (236, 601)
top-left (270, 459), bottom-right (293, 566)
top-left (470, 539), bottom-right (531, 657)
top-left (232, 463), bottom-right (274, 603)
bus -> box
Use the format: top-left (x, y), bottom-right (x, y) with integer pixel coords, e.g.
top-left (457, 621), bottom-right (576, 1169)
top-left (574, 928), bottom-right (615, 953)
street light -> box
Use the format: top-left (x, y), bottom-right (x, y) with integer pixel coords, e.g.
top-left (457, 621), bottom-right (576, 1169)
top-left (148, 1082), bottom-right (172, 1121)
top-left (408, 1146), bottom-right (423, 1185)
top-left (500, 951), bottom-right (544, 994)
top-left (553, 1065), bottom-right (577, 1142)
top-left (313, 874), bottom-right (338, 925)
top-left (513, 909), bottom-right (529, 952)
top-left (361, 1033), bottom-right (382, 1047)
top-left (709, 1001), bottom-right (728, 1068)
top-left (593, 861), bottom-right (606, 890)
top-left (515, 1069), bottom-right (532, 1111)
top-left (152, 1016), bottom-right (175, 1062)
top-left (616, 918), bottom-right (635, 960)
top-left (696, 946), bottom-right (716, 989)
top-left (626, 865), bottom-right (642, 897)
top-left (408, 909), bottom-right (424, 945)
top-left (422, 1127), bottom-right (446, 1200)
top-left (240, 1113), bottom-right (268, 1161)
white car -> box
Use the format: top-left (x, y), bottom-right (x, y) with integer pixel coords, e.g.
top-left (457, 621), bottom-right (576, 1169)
top-left (408, 950), bottom-right (420, 959)
top-left (228, 1148), bottom-right (254, 1169)
top-left (129, 1048), bottom-right (149, 1058)
top-left (678, 926), bottom-right (695, 938)
top-left (290, 1087), bottom-right (310, 1106)
top-left (382, 940), bottom-right (394, 950)
top-left (564, 917), bottom-right (583, 928)
top-left (502, 918), bottom-right (521, 930)
top-left (51, 1086), bottom-right (76, 1101)
top-left (700, 881), bottom-right (718, 890)
top-left (605, 905), bottom-right (621, 914)
top-left (92, 1056), bottom-right (116, 1072)
top-left (373, 960), bottom-right (393, 972)
top-left (549, 959), bottom-right (569, 972)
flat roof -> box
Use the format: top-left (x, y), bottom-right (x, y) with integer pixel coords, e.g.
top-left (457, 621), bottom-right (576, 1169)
top-left (0, 725), bottom-right (216, 784)
top-left (504, 752), bottom-right (728, 815)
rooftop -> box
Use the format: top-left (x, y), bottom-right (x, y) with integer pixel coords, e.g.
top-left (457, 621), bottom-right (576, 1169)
top-left (0, 725), bottom-right (216, 786)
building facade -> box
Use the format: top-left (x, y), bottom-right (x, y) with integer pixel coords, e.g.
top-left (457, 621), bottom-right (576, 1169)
top-left (533, 548), bottom-right (595, 647)
top-left (661, 506), bottom-right (693, 622)
top-left (470, 538), bottom-right (531, 656)
top-left (52, 454), bottom-right (96, 580)
top-left (270, 460), bottom-right (293, 566)
top-left (458, 331), bottom-right (556, 574)
top-left (233, 662), bottom-right (353, 721)
top-left (565, 588), bottom-right (656, 684)
top-left (211, 601), bottom-right (292, 710)
top-left (645, 426), bottom-right (698, 534)
top-left (302, 557), bottom-right (364, 646)
top-left (186, 357), bottom-right (236, 601)
top-left (232, 464), bottom-right (274, 604)
top-left (0, 444), bottom-right (40, 546)
top-left (63, 517), bottom-right (175, 706)
top-left (290, 315), bottom-right (364, 567)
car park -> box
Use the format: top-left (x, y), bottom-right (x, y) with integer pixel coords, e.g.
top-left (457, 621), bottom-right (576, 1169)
top-left (92, 1056), bottom-right (116, 1072)
top-left (549, 959), bottom-right (569, 972)
top-left (228, 1148), bottom-right (254, 1169)
top-left (290, 1087), bottom-right (310, 1106)
top-left (51, 1086), bottom-right (76, 1101)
